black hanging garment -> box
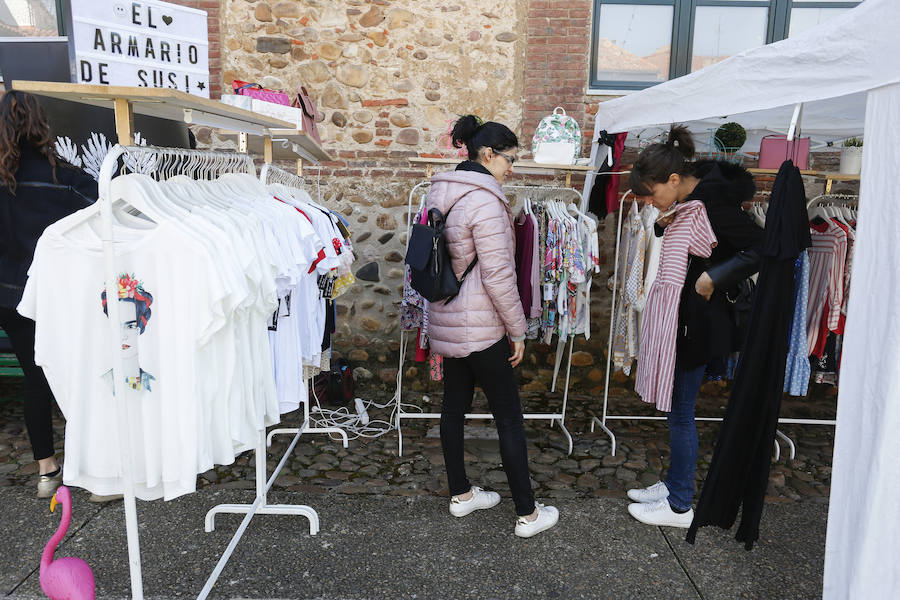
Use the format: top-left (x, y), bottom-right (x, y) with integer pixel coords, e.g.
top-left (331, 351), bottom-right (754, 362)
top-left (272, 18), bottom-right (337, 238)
top-left (587, 130), bottom-right (621, 218)
top-left (686, 160), bottom-right (811, 550)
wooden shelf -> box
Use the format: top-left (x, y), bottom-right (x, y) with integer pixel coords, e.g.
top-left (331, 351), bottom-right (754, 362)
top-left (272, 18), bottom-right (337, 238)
top-left (747, 168), bottom-right (860, 181)
top-left (12, 80), bottom-right (334, 166)
top-left (748, 167), bottom-right (859, 193)
top-left (220, 129), bottom-right (332, 162)
top-left (409, 157), bottom-right (593, 187)
top-left (10, 80), bottom-right (294, 134)
top-left (410, 156), bottom-right (592, 172)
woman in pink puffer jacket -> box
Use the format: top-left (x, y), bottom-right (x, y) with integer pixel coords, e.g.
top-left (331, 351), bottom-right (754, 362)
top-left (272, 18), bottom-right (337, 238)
top-left (429, 115), bottom-right (558, 538)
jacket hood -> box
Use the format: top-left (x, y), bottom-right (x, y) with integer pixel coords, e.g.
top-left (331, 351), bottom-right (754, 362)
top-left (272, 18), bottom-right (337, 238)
top-left (428, 170), bottom-right (508, 215)
top-left (689, 160), bottom-right (756, 208)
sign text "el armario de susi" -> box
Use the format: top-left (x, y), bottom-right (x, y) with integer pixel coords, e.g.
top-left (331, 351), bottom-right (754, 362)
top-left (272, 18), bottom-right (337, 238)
top-left (71, 1), bottom-right (210, 98)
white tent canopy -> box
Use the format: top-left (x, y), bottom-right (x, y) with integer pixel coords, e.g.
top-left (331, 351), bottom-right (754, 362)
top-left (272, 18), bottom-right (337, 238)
top-left (586, 1), bottom-right (900, 597)
top-left (589, 0), bottom-right (898, 148)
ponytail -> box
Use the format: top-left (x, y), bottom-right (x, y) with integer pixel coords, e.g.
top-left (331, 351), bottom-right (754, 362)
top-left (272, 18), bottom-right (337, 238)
top-left (630, 125), bottom-right (696, 196)
top-left (451, 114), bottom-right (518, 160)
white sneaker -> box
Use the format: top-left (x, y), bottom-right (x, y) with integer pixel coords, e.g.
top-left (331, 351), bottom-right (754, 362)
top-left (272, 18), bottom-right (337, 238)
top-left (449, 486), bottom-right (500, 517)
top-left (514, 503), bottom-right (559, 538)
top-left (37, 470), bottom-right (62, 499)
top-left (89, 493), bottom-right (124, 503)
top-left (628, 499), bottom-right (693, 528)
top-left (626, 481), bottom-right (669, 504)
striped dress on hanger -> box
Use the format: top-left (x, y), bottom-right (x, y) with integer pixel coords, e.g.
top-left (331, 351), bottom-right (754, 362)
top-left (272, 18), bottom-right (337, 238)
top-left (635, 200), bottom-right (718, 412)
top-left (806, 220), bottom-right (847, 356)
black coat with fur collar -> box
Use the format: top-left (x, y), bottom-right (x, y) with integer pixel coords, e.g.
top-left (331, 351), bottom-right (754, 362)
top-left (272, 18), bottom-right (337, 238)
top-left (673, 161), bottom-right (763, 368)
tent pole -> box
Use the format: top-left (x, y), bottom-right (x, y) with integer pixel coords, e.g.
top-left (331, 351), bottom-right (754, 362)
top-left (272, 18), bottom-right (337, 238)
top-left (787, 103), bottom-right (803, 141)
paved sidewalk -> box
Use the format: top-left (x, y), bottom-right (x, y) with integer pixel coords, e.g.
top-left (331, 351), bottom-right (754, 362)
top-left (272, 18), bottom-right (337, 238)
top-left (0, 389), bottom-right (836, 505)
top-left (2, 485), bottom-right (826, 599)
top-left (0, 378), bottom-right (835, 598)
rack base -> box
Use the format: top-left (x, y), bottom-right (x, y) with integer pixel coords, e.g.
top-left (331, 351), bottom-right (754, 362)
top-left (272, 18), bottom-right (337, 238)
top-left (590, 414), bottom-right (813, 462)
top-left (199, 426), bottom-right (319, 599)
top-left (395, 410), bottom-right (573, 457)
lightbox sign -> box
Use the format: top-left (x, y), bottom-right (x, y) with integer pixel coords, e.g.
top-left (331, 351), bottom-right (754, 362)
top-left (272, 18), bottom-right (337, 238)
top-left (68, 0), bottom-right (210, 98)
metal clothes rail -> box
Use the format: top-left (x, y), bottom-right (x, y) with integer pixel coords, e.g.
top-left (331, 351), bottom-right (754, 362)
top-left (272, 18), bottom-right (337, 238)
top-left (201, 160), bottom-right (359, 599)
top-left (393, 180), bottom-right (593, 457)
top-left (590, 187), bottom-right (858, 459)
top-left (18, 81), bottom-right (337, 600)
top-left (98, 145), bottom-right (324, 600)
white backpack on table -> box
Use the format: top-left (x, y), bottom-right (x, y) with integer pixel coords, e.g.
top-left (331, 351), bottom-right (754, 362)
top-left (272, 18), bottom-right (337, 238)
top-left (531, 107), bottom-right (582, 165)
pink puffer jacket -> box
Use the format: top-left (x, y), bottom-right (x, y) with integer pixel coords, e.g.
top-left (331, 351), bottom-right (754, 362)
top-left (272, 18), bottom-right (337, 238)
top-left (426, 170), bottom-right (526, 358)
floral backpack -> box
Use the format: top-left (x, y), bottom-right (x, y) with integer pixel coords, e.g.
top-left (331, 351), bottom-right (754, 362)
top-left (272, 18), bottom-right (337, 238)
top-left (531, 107), bottom-right (582, 165)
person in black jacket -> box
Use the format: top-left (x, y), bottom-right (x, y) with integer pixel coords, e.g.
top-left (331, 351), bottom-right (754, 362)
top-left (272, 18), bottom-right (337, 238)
top-left (624, 126), bottom-right (763, 528)
top-left (0, 91), bottom-right (97, 497)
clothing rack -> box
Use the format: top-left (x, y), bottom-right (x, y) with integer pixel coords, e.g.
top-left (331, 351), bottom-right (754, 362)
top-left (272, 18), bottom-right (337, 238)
top-left (591, 190), bottom-right (800, 460)
top-left (807, 193), bottom-right (859, 209)
top-left (258, 163), bottom-right (350, 448)
top-left (13, 81), bottom-right (338, 600)
top-left (97, 145), bottom-right (323, 600)
top-left (393, 180), bottom-right (587, 457)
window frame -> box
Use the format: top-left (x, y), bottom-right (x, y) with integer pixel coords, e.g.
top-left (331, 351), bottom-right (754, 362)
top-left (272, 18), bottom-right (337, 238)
top-left (589, 0), bottom-right (861, 92)
top-left (0, 0), bottom-right (69, 39)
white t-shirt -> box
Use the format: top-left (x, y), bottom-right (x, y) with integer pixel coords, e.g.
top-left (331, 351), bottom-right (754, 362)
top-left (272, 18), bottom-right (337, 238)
top-left (19, 215), bottom-right (229, 500)
top-left (263, 197), bottom-right (327, 414)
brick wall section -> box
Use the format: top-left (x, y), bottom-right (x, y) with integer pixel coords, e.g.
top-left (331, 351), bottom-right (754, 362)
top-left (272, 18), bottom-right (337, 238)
top-left (524, 0), bottom-right (593, 151)
top-left (167, 0), bottom-right (223, 99)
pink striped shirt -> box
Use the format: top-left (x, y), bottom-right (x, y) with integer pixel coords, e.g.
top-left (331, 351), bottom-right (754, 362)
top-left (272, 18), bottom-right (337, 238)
top-left (807, 220), bottom-right (847, 356)
top-left (635, 201), bottom-right (717, 412)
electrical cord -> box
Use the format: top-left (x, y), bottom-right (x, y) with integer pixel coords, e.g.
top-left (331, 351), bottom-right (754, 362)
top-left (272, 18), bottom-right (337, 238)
top-left (305, 341), bottom-right (426, 442)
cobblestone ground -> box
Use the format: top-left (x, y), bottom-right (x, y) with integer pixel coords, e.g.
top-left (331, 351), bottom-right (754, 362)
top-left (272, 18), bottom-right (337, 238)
top-left (0, 377), bottom-right (835, 504)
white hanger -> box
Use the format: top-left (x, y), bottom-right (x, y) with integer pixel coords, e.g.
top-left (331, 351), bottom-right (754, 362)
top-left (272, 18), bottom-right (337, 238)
top-left (810, 204), bottom-right (831, 222)
top-left (837, 202), bottom-right (854, 223)
top-left (559, 200), bottom-right (577, 226)
top-left (106, 175), bottom-right (169, 223)
top-left (58, 173), bottom-right (163, 235)
top-left (541, 197), bottom-right (557, 220)
top-left (823, 203), bottom-right (843, 226)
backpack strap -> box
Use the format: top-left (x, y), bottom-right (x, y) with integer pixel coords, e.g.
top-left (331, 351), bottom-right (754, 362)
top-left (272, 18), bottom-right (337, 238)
top-left (442, 255), bottom-right (478, 305)
top-left (429, 188), bottom-right (497, 303)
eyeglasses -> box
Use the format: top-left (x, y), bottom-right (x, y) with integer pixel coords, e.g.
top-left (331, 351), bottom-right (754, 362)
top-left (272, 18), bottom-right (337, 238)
top-left (494, 149), bottom-right (517, 166)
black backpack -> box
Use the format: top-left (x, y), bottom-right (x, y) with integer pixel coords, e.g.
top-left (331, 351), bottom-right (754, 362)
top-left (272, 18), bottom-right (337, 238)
top-left (405, 205), bottom-right (477, 303)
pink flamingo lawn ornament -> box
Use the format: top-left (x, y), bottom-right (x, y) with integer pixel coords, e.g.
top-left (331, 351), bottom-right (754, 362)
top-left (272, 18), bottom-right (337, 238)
top-left (40, 486), bottom-right (95, 600)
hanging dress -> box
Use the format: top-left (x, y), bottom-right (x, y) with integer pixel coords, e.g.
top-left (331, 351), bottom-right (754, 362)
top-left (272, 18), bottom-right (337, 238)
top-left (783, 250), bottom-right (811, 395)
top-left (634, 200), bottom-right (717, 412)
top-left (687, 159), bottom-right (812, 550)
top-left (612, 202), bottom-right (646, 375)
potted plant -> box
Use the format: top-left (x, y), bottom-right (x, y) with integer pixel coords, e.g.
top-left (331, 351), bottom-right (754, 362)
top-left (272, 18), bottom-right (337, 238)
top-left (715, 122), bottom-right (747, 159)
top-left (839, 137), bottom-right (863, 175)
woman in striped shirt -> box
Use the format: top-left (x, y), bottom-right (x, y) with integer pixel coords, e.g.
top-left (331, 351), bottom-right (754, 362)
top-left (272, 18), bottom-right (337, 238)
top-left (625, 126), bottom-right (764, 528)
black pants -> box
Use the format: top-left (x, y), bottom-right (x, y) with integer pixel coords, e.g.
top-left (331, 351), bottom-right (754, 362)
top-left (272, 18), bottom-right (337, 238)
top-left (441, 337), bottom-right (535, 516)
top-left (0, 307), bottom-right (56, 460)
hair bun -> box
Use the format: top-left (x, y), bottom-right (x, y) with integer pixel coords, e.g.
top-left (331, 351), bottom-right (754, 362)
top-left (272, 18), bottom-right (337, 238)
top-left (667, 125), bottom-right (695, 159)
top-left (450, 114), bottom-right (482, 149)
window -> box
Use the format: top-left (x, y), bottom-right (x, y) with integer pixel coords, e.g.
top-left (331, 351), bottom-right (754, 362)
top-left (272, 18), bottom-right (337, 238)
top-left (0, 0), bottom-right (66, 38)
top-left (589, 0), bottom-right (862, 91)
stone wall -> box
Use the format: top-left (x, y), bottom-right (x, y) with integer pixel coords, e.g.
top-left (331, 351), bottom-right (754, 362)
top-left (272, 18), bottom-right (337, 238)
top-left (204, 0), bottom-right (619, 396)
top-left (220, 0), bottom-right (528, 150)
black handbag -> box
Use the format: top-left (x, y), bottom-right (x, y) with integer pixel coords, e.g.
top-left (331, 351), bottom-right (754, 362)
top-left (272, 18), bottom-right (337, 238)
top-left (726, 277), bottom-right (756, 349)
top-left (310, 358), bottom-right (355, 407)
top-left (405, 206), bottom-right (477, 303)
